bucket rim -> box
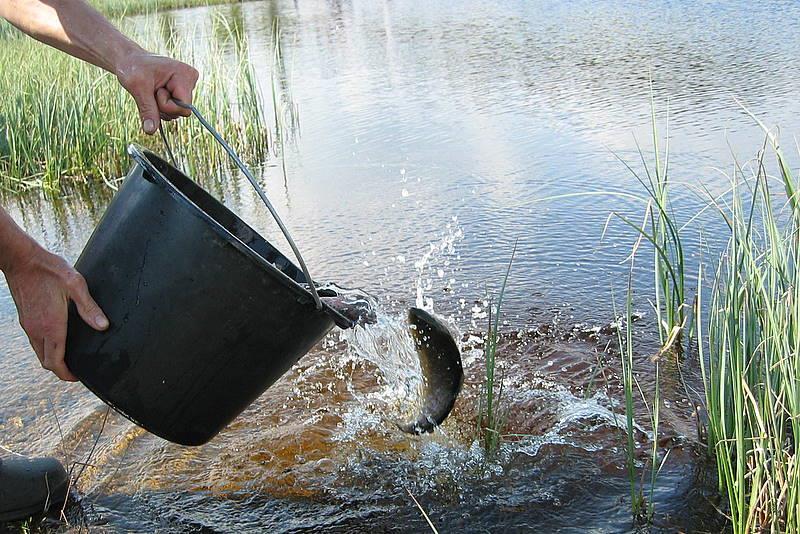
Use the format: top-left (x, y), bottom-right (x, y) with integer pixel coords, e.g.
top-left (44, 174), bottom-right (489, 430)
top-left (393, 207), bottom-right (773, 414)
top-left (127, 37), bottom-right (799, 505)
top-left (126, 144), bottom-right (353, 329)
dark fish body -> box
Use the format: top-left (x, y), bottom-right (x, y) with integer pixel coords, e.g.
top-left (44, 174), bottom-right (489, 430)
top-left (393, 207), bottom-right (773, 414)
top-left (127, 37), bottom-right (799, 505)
top-left (399, 307), bottom-right (464, 434)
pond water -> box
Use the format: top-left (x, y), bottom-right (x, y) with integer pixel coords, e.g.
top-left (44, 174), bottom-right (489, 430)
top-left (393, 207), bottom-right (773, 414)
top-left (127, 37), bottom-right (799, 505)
top-left (3, 0), bottom-right (800, 531)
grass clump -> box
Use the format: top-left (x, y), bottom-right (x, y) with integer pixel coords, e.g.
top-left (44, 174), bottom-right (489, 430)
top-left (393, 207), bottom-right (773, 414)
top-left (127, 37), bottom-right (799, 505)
top-left (699, 129), bottom-right (800, 533)
top-left (619, 105), bottom-right (800, 532)
top-left (0, 15), bottom-right (271, 193)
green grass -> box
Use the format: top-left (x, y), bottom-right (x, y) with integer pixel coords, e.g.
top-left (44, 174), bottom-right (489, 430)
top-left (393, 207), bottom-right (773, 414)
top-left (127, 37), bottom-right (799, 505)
top-left (90, 0), bottom-right (247, 18)
top-left (0, 13), bottom-right (271, 193)
top-left (618, 106), bottom-right (800, 531)
top-left (609, 98), bottom-right (692, 525)
top-left (698, 129), bottom-right (800, 533)
top-left (613, 93), bottom-right (686, 356)
top-left (614, 254), bottom-right (668, 524)
top-left (614, 272), bottom-right (645, 518)
top-left (476, 240), bottom-right (517, 457)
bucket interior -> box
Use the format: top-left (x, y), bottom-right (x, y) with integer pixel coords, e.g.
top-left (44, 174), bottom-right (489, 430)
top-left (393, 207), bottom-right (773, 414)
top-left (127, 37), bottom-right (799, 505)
top-left (142, 151), bottom-right (307, 285)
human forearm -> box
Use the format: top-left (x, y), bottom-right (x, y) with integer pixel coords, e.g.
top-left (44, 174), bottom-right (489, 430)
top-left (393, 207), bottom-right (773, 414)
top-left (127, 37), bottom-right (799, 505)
top-left (0, 206), bottom-right (108, 381)
top-left (0, 0), bottom-right (198, 134)
top-left (0, 0), bottom-right (143, 74)
top-left (0, 206), bottom-right (38, 275)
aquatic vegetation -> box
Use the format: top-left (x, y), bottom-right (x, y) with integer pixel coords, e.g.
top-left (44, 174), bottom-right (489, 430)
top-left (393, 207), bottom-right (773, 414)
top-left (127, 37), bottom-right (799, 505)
top-left (0, 14), bottom-right (271, 193)
top-left (619, 106), bottom-right (800, 531)
top-left (615, 258), bottom-right (668, 523)
top-left (477, 240), bottom-right (516, 457)
top-left (614, 96), bottom-right (686, 355)
top-left (268, 17), bottom-right (301, 183)
top-left (615, 274), bottom-right (645, 518)
top-left (698, 128), bottom-right (800, 533)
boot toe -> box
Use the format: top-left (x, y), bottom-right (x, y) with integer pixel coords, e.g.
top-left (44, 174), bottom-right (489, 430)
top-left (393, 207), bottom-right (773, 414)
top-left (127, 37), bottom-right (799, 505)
top-left (0, 456), bottom-right (70, 522)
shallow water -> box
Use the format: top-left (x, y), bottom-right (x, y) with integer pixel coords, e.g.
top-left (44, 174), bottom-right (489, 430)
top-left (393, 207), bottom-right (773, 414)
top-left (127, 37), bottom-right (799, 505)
top-left (3, 0), bottom-right (800, 531)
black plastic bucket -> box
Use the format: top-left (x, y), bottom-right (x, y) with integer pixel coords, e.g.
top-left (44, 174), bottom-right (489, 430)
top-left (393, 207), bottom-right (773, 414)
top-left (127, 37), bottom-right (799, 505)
top-left (65, 145), bottom-right (350, 446)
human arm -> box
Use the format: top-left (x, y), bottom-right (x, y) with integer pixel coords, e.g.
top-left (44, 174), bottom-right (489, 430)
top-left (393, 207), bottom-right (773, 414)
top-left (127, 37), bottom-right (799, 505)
top-left (0, 0), bottom-right (199, 134)
top-left (0, 208), bottom-right (108, 381)
top-left (0, 1), bottom-right (201, 382)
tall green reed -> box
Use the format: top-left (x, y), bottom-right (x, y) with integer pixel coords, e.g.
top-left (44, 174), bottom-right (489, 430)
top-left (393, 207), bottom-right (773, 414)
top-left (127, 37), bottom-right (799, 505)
top-left (699, 130), bottom-right (800, 533)
top-left (614, 95), bottom-right (686, 355)
top-left (614, 273), bottom-right (645, 518)
top-left (477, 240), bottom-right (517, 457)
top-left (612, 99), bottom-right (685, 523)
top-left (614, 257), bottom-right (668, 523)
top-left (621, 107), bottom-right (800, 531)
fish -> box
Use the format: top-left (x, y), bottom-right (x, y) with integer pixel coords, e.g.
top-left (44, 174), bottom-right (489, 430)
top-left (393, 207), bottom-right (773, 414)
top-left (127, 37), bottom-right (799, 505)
top-left (398, 307), bottom-right (464, 434)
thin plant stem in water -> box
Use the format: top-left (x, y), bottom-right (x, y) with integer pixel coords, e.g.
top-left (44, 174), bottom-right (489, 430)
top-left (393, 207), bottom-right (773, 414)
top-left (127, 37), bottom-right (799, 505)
top-left (478, 239), bottom-right (517, 457)
top-left (406, 488), bottom-right (439, 534)
top-left (611, 91), bottom-right (686, 356)
top-left (614, 268), bottom-right (644, 519)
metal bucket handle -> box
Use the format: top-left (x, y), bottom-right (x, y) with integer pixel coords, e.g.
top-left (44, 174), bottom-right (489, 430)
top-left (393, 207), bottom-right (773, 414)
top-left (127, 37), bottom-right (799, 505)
top-left (164, 100), bottom-right (323, 311)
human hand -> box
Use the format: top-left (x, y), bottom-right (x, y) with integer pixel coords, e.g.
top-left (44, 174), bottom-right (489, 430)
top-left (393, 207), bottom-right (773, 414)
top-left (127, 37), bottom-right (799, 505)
top-left (115, 52), bottom-right (199, 135)
top-left (3, 241), bottom-right (108, 381)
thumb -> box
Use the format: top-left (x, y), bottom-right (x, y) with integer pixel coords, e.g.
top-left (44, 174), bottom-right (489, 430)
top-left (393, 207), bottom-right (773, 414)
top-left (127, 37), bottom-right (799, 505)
top-left (131, 87), bottom-right (161, 135)
top-left (69, 276), bottom-right (110, 332)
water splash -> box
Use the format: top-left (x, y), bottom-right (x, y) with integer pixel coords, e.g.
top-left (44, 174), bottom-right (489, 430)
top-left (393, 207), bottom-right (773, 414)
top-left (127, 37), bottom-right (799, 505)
top-left (339, 310), bottom-right (423, 407)
top-left (413, 217), bottom-right (464, 311)
top-left (515, 388), bottom-right (647, 458)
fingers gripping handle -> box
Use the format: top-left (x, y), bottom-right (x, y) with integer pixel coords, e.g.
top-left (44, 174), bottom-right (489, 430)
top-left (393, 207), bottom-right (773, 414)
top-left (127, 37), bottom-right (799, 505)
top-left (171, 99), bottom-right (323, 311)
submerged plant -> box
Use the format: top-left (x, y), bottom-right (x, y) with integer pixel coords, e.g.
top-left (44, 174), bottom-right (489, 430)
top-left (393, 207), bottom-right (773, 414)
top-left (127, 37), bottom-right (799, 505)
top-left (477, 240), bottom-right (517, 458)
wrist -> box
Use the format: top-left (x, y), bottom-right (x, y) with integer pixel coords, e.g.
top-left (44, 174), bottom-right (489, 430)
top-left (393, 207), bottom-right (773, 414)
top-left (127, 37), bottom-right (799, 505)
top-left (109, 41), bottom-right (149, 78)
top-left (0, 219), bottom-right (40, 276)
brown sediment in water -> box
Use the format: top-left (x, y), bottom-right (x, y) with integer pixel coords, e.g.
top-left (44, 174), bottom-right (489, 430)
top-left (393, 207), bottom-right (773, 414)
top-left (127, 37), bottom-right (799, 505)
top-left (54, 317), bottom-right (705, 518)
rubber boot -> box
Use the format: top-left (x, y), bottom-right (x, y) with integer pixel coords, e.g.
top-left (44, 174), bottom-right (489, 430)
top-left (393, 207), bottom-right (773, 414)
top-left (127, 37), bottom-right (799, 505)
top-left (0, 455), bottom-right (69, 522)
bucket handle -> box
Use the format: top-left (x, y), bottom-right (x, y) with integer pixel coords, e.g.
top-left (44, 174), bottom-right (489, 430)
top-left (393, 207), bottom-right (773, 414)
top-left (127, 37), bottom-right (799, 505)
top-left (168, 100), bottom-right (323, 311)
